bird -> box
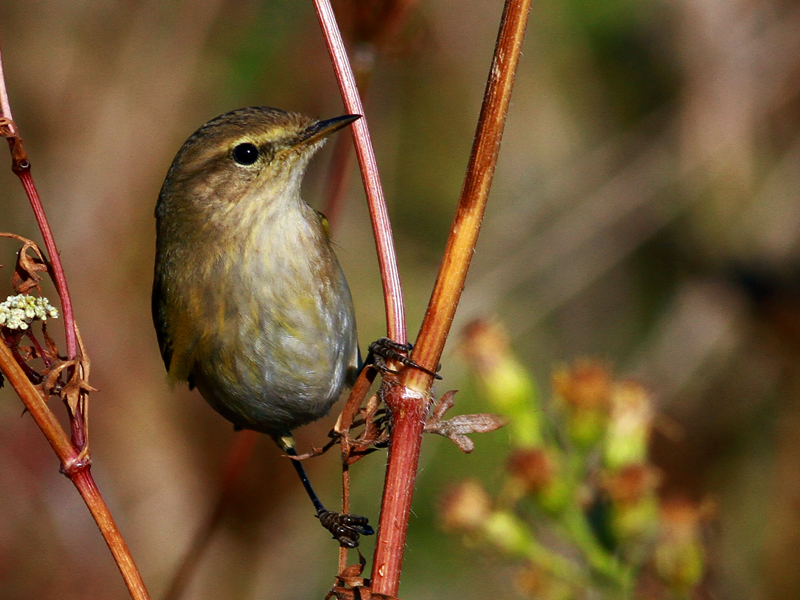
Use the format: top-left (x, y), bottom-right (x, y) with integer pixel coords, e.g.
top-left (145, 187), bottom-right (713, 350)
top-left (152, 106), bottom-right (372, 547)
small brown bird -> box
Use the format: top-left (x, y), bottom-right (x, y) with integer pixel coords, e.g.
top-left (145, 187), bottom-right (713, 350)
top-left (153, 106), bottom-right (372, 547)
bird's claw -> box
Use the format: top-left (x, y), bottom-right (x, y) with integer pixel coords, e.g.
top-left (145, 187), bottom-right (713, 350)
top-left (367, 337), bottom-right (442, 380)
top-left (317, 510), bottom-right (375, 548)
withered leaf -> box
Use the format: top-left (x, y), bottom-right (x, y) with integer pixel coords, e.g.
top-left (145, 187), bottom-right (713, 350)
top-left (1, 233), bottom-right (49, 295)
top-left (425, 390), bottom-right (508, 453)
top-left (16, 345), bottom-right (36, 362)
top-left (337, 549), bottom-right (367, 586)
top-left (61, 370), bottom-right (97, 417)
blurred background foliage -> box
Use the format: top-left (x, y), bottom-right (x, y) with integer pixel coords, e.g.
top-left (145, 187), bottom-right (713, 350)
top-left (1, 0), bottom-right (799, 598)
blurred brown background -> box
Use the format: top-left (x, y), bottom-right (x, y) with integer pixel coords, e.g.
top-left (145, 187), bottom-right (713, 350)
top-left (1, 0), bottom-right (800, 598)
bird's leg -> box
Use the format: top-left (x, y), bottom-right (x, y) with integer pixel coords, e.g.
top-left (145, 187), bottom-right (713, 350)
top-left (366, 337), bottom-right (442, 380)
top-left (272, 434), bottom-right (374, 548)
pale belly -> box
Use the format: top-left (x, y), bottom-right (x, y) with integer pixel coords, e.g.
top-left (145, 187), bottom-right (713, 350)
top-left (186, 244), bottom-right (359, 433)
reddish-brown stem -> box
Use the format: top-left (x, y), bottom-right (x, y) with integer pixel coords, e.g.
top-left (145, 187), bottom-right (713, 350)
top-left (313, 0), bottom-right (407, 345)
top-left (369, 0), bottom-right (532, 596)
top-left (407, 0), bottom-right (532, 390)
top-left (14, 164), bottom-right (86, 451)
top-left (69, 470), bottom-right (150, 600)
top-left (333, 366), bottom-right (375, 575)
top-left (0, 335), bottom-right (75, 457)
top-left (0, 337), bottom-right (150, 599)
top-left (15, 170), bottom-right (78, 359)
top-left (0, 47), bottom-right (78, 361)
top-left (26, 329), bottom-right (52, 369)
top-left (369, 383), bottom-right (428, 591)
top-left (338, 464), bottom-right (351, 574)
top-left (6, 333), bottom-right (44, 382)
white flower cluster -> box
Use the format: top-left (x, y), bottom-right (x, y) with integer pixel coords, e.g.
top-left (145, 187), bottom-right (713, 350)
top-left (0, 294), bottom-right (59, 330)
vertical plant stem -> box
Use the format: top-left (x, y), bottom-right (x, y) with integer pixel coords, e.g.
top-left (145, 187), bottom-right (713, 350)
top-left (16, 170), bottom-right (78, 360)
top-left (370, 1), bottom-right (533, 596)
top-left (338, 464), bottom-right (351, 574)
top-left (406, 0), bottom-right (532, 390)
top-left (69, 470), bottom-right (151, 600)
top-left (369, 384), bottom-right (428, 593)
top-left (0, 47), bottom-right (78, 360)
top-left (312, 0), bottom-right (407, 344)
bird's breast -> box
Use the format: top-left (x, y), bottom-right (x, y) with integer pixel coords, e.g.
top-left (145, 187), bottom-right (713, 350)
top-left (175, 204), bottom-right (358, 434)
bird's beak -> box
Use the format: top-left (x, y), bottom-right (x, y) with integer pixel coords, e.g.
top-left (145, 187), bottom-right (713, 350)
top-left (295, 114), bottom-right (361, 147)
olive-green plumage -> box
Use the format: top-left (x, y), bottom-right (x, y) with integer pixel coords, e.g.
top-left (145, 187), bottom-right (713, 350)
top-left (153, 107), bottom-right (360, 436)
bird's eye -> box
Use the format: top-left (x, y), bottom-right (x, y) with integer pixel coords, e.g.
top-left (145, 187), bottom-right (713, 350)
top-left (232, 143), bottom-right (260, 165)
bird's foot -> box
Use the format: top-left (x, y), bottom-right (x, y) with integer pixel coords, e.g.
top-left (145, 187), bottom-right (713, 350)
top-left (317, 509), bottom-right (374, 548)
top-left (367, 337), bottom-right (442, 380)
